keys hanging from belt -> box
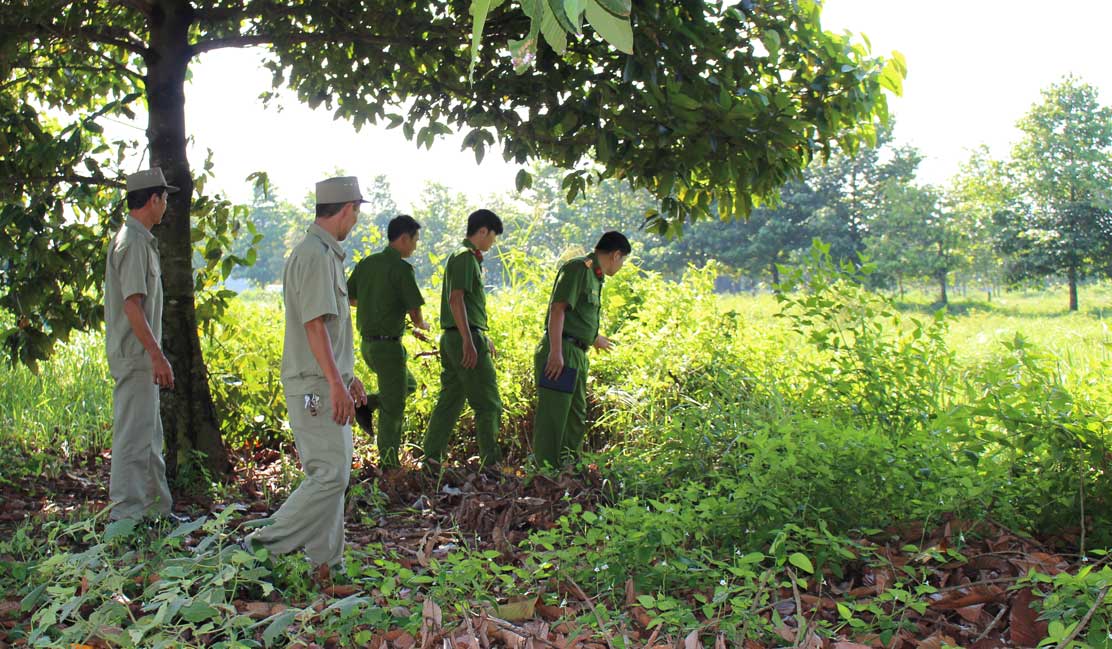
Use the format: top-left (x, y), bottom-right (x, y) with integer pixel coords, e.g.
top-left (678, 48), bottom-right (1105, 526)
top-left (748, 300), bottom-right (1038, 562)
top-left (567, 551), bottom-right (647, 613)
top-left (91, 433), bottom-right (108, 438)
top-left (304, 393), bottom-right (320, 416)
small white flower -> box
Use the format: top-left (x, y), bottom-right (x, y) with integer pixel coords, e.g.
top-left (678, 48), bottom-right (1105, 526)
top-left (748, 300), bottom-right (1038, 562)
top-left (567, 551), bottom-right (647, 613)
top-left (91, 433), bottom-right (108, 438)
top-left (601, 563), bottom-right (609, 570)
top-left (719, 579), bottom-right (727, 586)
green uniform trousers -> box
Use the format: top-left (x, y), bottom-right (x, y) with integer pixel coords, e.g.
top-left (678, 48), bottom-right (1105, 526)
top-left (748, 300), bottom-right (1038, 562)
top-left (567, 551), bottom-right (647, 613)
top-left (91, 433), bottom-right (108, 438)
top-left (423, 328), bottom-right (503, 466)
top-left (109, 370), bottom-right (173, 520)
top-left (361, 339), bottom-right (417, 468)
top-left (248, 390), bottom-right (353, 567)
top-left (532, 337), bottom-right (590, 468)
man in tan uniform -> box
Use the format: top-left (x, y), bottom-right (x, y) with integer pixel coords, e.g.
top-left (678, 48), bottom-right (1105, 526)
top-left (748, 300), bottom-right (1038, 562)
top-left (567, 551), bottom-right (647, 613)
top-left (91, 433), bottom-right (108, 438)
top-left (246, 176), bottom-right (368, 581)
top-left (104, 167), bottom-right (178, 521)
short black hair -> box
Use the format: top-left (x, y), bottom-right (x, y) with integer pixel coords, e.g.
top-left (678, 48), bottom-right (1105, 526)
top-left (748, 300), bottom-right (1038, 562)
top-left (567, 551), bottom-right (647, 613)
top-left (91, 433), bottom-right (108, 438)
top-left (387, 214), bottom-right (421, 241)
top-left (595, 231), bottom-right (632, 255)
top-left (126, 187), bottom-right (166, 210)
top-left (466, 209), bottom-right (503, 236)
top-left (316, 201), bottom-right (352, 218)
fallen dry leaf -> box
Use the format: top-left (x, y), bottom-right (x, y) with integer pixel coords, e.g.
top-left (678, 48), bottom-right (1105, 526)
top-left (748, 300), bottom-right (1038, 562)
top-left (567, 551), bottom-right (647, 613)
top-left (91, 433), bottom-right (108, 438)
top-left (1009, 588), bottom-right (1048, 646)
top-left (955, 603), bottom-right (985, 623)
top-left (916, 632), bottom-right (956, 649)
top-left (494, 597), bottom-right (536, 622)
top-left (683, 629), bottom-right (702, 649)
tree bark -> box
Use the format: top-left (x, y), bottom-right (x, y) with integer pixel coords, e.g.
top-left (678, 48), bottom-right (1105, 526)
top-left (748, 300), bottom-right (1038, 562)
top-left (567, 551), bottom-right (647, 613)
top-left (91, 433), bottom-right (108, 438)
top-left (938, 270), bottom-right (948, 306)
top-left (1068, 265), bottom-right (1079, 311)
top-left (769, 260), bottom-right (780, 287)
top-left (147, 0), bottom-right (230, 479)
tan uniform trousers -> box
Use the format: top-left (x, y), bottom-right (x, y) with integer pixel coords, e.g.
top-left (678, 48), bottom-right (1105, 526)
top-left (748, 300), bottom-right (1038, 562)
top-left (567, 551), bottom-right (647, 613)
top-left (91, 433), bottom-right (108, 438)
top-left (247, 391), bottom-right (353, 567)
top-left (109, 370), bottom-right (172, 520)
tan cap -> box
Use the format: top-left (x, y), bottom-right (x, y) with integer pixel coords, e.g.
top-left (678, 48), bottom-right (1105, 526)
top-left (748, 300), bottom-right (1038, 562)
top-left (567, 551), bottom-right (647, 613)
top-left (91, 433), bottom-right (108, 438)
top-left (126, 167), bottom-right (179, 193)
top-left (315, 176), bottom-right (367, 204)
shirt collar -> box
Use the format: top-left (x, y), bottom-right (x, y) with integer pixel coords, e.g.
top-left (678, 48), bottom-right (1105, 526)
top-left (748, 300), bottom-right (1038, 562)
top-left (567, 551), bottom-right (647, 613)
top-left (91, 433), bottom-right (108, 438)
top-left (309, 222), bottom-right (345, 261)
top-left (462, 239), bottom-right (483, 263)
top-left (124, 215), bottom-right (155, 244)
top-left (382, 245), bottom-right (402, 259)
top-left (587, 252), bottom-right (604, 282)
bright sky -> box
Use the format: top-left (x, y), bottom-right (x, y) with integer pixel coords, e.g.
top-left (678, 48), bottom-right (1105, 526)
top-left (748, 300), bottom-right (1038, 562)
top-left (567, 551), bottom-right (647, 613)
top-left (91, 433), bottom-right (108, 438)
top-left (140, 0), bottom-right (1112, 208)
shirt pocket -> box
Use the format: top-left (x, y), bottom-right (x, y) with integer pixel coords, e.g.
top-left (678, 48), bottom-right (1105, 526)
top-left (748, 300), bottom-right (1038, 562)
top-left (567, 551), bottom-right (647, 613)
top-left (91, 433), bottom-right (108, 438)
top-left (334, 264), bottom-right (349, 301)
top-left (148, 249), bottom-right (161, 277)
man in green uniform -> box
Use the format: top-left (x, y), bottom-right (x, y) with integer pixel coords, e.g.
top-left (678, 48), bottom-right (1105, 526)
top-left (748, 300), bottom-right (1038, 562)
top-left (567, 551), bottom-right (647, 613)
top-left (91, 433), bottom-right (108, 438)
top-left (348, 214), bottom-right (428, 469)
top-left (533, 231), bottom-right (632, 469)
top-left (246, 176), bottom-right (368, 582)
top-left (422, 209), bottom-right (504, 468)
top-left (104, 167), bottom-right (179, 521)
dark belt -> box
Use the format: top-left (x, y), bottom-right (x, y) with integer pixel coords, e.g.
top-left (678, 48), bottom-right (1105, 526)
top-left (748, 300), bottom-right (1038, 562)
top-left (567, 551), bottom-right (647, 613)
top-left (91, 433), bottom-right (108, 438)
top-left (445, 326), bottom-right (484, 335)
top-left (367, 335), bottom-right (401, 342)
top-left (562, 335), bottom-right (589, 351)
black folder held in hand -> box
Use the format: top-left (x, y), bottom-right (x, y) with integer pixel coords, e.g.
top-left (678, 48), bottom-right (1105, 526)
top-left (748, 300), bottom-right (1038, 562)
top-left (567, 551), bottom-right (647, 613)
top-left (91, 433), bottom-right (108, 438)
top-left (539, 366), bottom-right (578, 393)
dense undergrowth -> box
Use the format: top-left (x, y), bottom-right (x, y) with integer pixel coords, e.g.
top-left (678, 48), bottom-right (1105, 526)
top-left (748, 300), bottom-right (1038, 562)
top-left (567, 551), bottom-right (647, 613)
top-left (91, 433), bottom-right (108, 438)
top-left (2, 242), bottom-right (1111, 646)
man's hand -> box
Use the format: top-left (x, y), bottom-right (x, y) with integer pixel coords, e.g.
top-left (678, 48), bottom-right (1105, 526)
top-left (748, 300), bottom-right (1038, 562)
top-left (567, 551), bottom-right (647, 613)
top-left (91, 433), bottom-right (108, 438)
top-left (349, 377), bottom-right (368, 407)
top-left (544, 348), bottom-right (565, 380)
top-left (330, 380), bottom-right (355, 425)
top-left (461, 338), bottom-right (479, 369)
top-left (152, 351), bottom-right (175, 389)
top-left (593, 335), bottom-right (614, 351)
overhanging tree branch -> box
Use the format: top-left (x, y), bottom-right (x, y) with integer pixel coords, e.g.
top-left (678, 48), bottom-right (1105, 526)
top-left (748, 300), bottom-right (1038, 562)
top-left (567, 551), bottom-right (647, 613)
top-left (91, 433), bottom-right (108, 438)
top-left (2, 173), bottom-right (125, 189)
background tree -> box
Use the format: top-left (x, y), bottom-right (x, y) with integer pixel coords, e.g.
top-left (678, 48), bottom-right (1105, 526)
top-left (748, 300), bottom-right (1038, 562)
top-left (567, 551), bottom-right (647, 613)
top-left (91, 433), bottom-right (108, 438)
top-left (1005, 76), bottom-right (1112, 311)
top-left (230, 184), bottom-right (300, 287)
top-left (2, 0), bottom-right (900, 475)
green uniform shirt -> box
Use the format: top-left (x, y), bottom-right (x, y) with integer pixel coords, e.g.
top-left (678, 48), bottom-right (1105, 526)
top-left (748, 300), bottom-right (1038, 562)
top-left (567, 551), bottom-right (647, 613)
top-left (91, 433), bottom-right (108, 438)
top-left (104, 215), bottom-right (163, 376)
top-left (348, 246), bottom-right (425, 338)
top-left (438, 239), bottom-right (488, 331)
top-left (281, 223), bottom-right (355, 395)
top-left (547, 252), bottom-right (603, 346)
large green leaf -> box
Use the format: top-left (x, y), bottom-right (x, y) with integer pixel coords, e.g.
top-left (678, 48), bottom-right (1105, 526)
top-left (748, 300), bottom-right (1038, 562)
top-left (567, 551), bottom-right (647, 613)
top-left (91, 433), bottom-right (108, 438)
top-left (594, 0), bottom-right (631, 17)
top-left (468, 0), bottom-right (507, 81)
top-left (584, 0), bottom-right (633, 54)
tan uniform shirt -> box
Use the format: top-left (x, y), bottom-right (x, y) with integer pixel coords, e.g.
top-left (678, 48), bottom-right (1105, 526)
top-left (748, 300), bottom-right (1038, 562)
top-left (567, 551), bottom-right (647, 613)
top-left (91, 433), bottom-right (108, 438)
top-left (281, 223), bottom-right (355, 395)
top-left (104, 215), bottom-right (163, 377)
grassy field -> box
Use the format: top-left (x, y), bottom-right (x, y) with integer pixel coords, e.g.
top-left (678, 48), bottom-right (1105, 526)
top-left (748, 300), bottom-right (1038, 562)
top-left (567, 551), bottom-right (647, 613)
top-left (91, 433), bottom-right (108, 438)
top-left (2, 260), bottom-right (1111, 647)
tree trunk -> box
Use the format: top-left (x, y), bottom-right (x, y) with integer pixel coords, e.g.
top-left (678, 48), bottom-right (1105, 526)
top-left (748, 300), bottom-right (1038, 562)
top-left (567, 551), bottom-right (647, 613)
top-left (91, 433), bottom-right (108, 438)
top-left (938, 269), bottom-right (948, 305)
top-left (769, 260), bottom-right (780, 287)
top-left (898, 275), bottom-right (904, 299)
top-left (147, 0), bottom-right (229, 479)
top-left (1068, 265), bottom-right (1079, 311)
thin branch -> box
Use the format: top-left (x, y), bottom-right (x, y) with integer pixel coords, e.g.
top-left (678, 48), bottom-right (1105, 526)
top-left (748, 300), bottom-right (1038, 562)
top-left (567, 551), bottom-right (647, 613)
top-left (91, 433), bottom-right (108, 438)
top-left (71, 41), bottom-right (145, 80)
top-left (193, 5), bottom-right (248, 27)
top-left (77, 26), bottom-right (148, 56)
top-left (2, 174), bottom-right (126, 190)
top-left (0, 74), bottom-right (31, 93)
top-left (190, 28), bottom-right (402, 57)
top-left (190, 33), bottom-right (275, 56)
top-left (110, 0), bottom-right (153, 15)
top-left (1054, 586), bottom-right (1109, 649)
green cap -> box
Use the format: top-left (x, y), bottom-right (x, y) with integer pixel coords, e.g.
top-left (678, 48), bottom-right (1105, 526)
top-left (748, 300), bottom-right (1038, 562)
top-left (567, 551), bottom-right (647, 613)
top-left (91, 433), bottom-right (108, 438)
top-left (315, 176), bottom-right (368, 205)
top-left (126, 167), bottom-right (179, 193)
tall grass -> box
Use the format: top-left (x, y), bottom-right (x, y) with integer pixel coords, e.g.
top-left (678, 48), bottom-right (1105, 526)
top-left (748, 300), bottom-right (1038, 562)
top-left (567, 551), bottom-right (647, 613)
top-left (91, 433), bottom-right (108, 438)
top-left (0, 328), bottom-right (112, 459)
top-left (3, 263), bottom-right (1111, 540)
